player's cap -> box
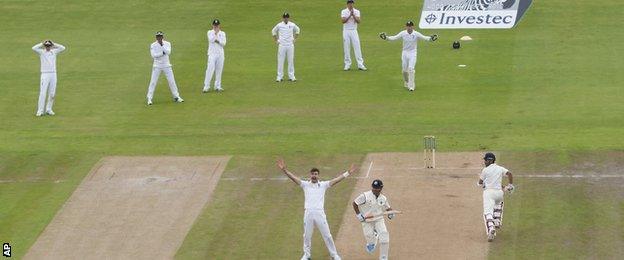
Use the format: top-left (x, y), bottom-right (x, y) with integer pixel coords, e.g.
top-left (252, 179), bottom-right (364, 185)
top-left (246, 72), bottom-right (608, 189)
top-left (212, 19), bottom-right (220, 25)
top-left (282, 12), bottom-right (290, 18)
top-left (347, 0), bottom-right (355, 3)
top-left (155, 31), bottom-right (164, 36)
top-left (405, 20), bottom-right (415, 26)
top-left (484, 152), bottom-right (496, 161)
top-left (372, 179), bottom-right (383, 189)
top-left (43, 40), bottom-right (53, 46)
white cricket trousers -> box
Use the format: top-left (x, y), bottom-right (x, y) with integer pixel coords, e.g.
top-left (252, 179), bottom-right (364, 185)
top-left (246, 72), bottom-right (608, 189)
top-left (483, 189), bottom-right (504, 217)
top-left (277, 45), bottom-right (295, 80)
top-left (343, 30), bottom-right (364, 68)
top-left (401, 51), bottom-right (418, 90)
top-left (362, 220), bottom-right (390, 260)
top-left (204, 54), bottom-right (224, 90)
top-left (146, 66), bottom-right (180, 100)
top-left (38, 72), bottom-right (57, 113)
top-left (303, 209), bottom-right (339, 258)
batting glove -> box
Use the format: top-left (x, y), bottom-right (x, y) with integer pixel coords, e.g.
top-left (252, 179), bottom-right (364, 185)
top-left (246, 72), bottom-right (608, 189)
top-left (356, 213), bottom-right (365, 222)
top-left (388, 213), bottom-right (395, 220)
top-left (476, 181), bottom-right (485, 188)
top-left (379, 32), bottom-right (387, 40)
top-left (505, 184), bottom-right (515, 193)
top-left (430, 34), bottom-right (438, 42)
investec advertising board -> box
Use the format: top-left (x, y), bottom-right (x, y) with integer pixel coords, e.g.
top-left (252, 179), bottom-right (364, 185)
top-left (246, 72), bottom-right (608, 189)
top-left (419, 0), bottom-right (532, 29)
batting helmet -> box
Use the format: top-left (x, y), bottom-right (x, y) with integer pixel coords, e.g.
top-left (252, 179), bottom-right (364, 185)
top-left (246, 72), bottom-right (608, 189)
top-left (372, 179), bottom-right (383, 189)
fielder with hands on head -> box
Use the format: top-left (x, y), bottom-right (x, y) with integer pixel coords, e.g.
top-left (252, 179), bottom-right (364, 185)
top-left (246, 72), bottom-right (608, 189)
top-left (341, 0), bottom-right (367, 71)
top-left (277, 159), bottom-right (358, 260)
top-left (203, 19), bottom-right (226, 93)
top-left (272, 12), bottom-right (300, 82)
top-left (353, 179), bottom-right (394, 260)
top-left (380, 21), bottom-right (438, 91)
top-left (478, 152), bottom-right (514, 242)
top-left (32, 40), bottom-right (66, 116)
top-left (146, 31), bottom-right (184, 105)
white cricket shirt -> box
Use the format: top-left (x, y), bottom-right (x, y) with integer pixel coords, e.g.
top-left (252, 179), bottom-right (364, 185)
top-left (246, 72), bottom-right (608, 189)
top-left (387, 30), bottom-right (431, 53)
top-left (207, 30), bottom-right (226, 56)
top-left (354, 191), bottom-right (390, 221)
top-left (271, 21), bottom-right (300, 47)
top-left (480, 163), bottom-right (508, 190)
top-left (150, 40), bottom-right (172, 68)
top-left (341, 8), bottom-right (360, 30)
top-left (32, 43), bottom-right (66, 73)
top-left (300, 180), bottom-right (330, 210)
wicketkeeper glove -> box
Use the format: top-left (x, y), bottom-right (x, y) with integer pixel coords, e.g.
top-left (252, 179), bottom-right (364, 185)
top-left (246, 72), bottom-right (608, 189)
top-left (387, 213), bottom-right (395, 220)
top-left (356, 213), bottom-right (365, 222)
top-left (430, 34), bottom-right (438, 42)
top-left (379, 32), bottom-right (387, 40)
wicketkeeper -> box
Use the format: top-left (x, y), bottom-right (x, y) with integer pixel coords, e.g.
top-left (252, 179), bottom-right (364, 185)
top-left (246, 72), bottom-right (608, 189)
top-left (379, 21), bottom-right (437, 91)
top-left (478, 152), bottom-right (514, 242)
top-left (353, 179), bottom-right (395, 260)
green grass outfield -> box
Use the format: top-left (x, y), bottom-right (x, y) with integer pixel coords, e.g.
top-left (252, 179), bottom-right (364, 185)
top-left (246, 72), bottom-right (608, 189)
top-left (0, 0), bottom-right (622, 258)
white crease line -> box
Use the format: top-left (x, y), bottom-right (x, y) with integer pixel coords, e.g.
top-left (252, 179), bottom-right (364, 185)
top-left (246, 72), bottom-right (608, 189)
top-left (366, 160), bottom-right (373, 178)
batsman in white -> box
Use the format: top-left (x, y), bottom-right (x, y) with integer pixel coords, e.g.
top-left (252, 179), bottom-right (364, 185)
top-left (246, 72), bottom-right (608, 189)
top-left (202, 19), bottom-right (226, 93)
top-left (379, 21), bottom-right (438, 91)
top-left (146, 31), bottom-right (183, 105)
top-left (478, 152), bottom-right (514, 242)
top-left (341, 0), bottom-right (367, 71)
top-left (272, 12), bottom-right (300, 82)
top-left (277, 159), bottom-right (358, 260)
top-left (32, 40), bottom-right (66, 116)
top-left (353, 179), bottom-right (394, 260)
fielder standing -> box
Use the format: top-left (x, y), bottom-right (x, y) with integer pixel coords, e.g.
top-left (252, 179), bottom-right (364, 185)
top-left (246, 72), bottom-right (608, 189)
top-left (203, 19), bottom-right (226, 93)
top-left (478, 152), bottom-right (514, 242)
top-left (341, 0), bottom-right (367, 71)
top-left (272, 12), bottom-right (300, 82)
top-left (277, 159), bottom-right (358, 260)
top-left (146, 31), bottom-right (184, 105)
top-left (380, 21), bottom-right (437, 91)
top-left (353, 179), bottom-right (394, 260)
top-left (32, 40), bottom-right (66, 116)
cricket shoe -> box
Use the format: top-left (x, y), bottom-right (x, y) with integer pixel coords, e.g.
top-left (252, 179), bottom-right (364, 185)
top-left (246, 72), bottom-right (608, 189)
top-left (300, 255), bottom-right (311, 260)
top-left (147, 99), bottom-right (153, 105)
top-left (202, 88), bottom-right (210, 93)
top-left (332, 255), bottom-right (342, 260)
top-left (409, 88), bottom-right (414, 92)
top-left (344, 67), bottom-right (350, 71)
top-left (276, 78), bottom-right (283, 82)
top-left (358, 67), bottom-right (367, 71)
top-left (366, 243), bottom-right (376, 253)
top-left (36, 111), bottom-right (44, 117)
top-left (215, 88), bottom-right (224, 92)
top-left (174, 97), bottom-right (184, 103)
top-left (288, 78), bottom-right (297, 82)
top-left (46, 110), bottom-right (55, 116)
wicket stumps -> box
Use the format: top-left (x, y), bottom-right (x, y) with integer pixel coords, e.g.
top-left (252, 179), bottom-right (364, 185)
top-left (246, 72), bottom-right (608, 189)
top-left (423, 136), bottom-right (436, 168)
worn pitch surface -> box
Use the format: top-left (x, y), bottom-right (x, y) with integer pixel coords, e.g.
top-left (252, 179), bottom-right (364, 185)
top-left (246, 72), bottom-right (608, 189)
top-left (336, 152), bottom-right (489, 259)
top-left (24, 156), bottom-right (230, 260)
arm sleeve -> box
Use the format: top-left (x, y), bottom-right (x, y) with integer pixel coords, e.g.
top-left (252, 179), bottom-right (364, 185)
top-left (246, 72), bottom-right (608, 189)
top-left (299, 180), bottom-right (307, 188)
top-left (52, 43), bottom-right (66, 54)
top-left (150, 45), bottom-right (163, 58)
top-left (501, 166), bottom-right (509, 174)
top-left (163, 43), bottom-right (171, 55)
top-left (354, 193), bottom-right (366, 205)
top-left (220, 32), bottom-right (227, 46)
top-left (271, 24), bottom-right (279, 36)
top-left (387, 31), bottom-right (404, 41)
top-left (32, 43), bottom-right (44, 54)
top-left (355, 9), bottom-right (361, 18)
top-left (416, 32), bottom-right (432, 41)
top-left (294, 24), bottom-right (300, 35)
top-left (384, 198), bottom-right (391, 210)
top-left (208, 31), bottom-right (215, 42)
top-left (341, 10), bottom-right (349, 19)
